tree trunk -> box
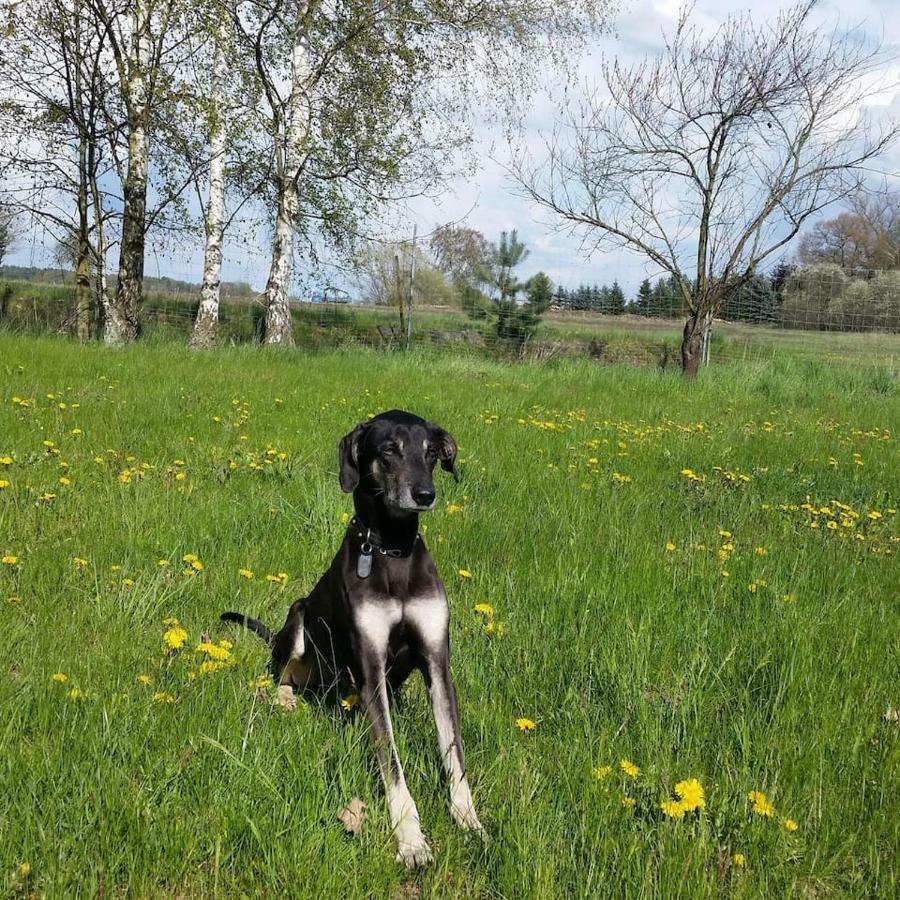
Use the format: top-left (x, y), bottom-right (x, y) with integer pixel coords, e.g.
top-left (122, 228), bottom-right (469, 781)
top-left (680, 309), bottom-right (703, 377)
top-left (73, 153), bottom-right (93, 341)
top-left (261, 38), bottom-right (310, 346)
top-left (105, 3), bottom-right (150, 346)
top-left (74, 245), bottom-right (92, 340)
top-left (190, 24), bottom-right (228, 349)
top-left (261, 181), bottom-right (298, 345)
top-left (90, 170), bottom-right (110, 337)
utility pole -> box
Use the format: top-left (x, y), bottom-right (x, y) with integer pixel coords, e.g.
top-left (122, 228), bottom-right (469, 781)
top-left (393, 250), bottom-right (404, 344)
top-left (405, 224), bottom-right (416, 350)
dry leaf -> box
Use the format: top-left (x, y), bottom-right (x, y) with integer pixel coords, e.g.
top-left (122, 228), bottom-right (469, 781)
top-left (884, 707), bottom-right (899, 723)
top-left (337, 797), bottom-right (366, 835)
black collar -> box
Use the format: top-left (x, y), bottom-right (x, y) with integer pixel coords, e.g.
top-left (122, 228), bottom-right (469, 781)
top-left (348, 515), bottom-right (419, 558)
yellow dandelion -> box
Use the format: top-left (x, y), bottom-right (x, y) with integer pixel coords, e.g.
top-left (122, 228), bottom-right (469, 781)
top-left (2, 555), bottom-right (19, 565)
top-left (593, 766), bottom-right (612, 779)
top-left (474, 602), bottom-right (494, 616)
top-left (163, 627), bottom-right (188, 650)
top-left (732, 853), bottom-right (746, 867)
top-left (137, 674), bottom-right (153, 685)
top-left (153, 691), bottom-right (175, 704)
top-left (66, 687), bottom-right (84, 701)
top-left (238, 568), bottom-right (253, 579)
top-left (340, 693), bottom-right (360, 710)
top-left (620, 759), bottom-right (640, 778)
top-left (158, 559), bottom-right (169, 567)
top-left (73, 557), bottom-right (88, 567)
top-left (665, 542), bottom-right (677, 552)
top-left (18, 862), bottom-right (31, 877)
top-left (162, 616), bottom-right (179, 625)
top-left (516, 717), bottom-right (536, 732)
top-left (199, 659), bottom-right (227, 675)
top-left (674, 778), bottom-right (705, 811)
top-left (661, 799), bottom-right (686, 818)
top-left (622, 796), bottom-right (636, 808)
top-left (458, 569), bottom-right (472, 579)
top-left (783, 817), bottom-right (798, 832)
top-left (0, 480), bottom-right (9, 489)
top-left (52, 672), bottom-right (68, 683)
top-left (196, 641), bottom-right (231, 661)
top-left (748, 790), bottom-right (775, 817)
top-left (249, 674), bottom-right (272, 690)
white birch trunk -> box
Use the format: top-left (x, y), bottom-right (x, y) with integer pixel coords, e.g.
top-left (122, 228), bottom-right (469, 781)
top-left (105, 0), bottom-right (151, 345)
top-left (191, 23), bottom-right (229, 349)
top-left (261, 37), bottom-right (310, 345)
top-left (90, 171), bottom-right (111, 334)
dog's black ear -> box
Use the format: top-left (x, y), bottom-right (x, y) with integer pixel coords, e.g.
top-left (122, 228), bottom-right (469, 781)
top-left (431, 426), bottom-right (459, 482)
top-left (338, 422), bottom-right (367, 493)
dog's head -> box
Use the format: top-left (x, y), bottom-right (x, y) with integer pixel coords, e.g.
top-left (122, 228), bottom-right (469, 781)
top-left (338, 410), bottom-right (458, 512)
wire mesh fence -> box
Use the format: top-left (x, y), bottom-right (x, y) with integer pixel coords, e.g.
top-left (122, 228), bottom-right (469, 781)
top-left (1, 263), bottom-right (898, 370)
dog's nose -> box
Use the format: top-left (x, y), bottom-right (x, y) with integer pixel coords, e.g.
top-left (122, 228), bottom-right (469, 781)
top-left (413, 487), bottom-right (436, 507)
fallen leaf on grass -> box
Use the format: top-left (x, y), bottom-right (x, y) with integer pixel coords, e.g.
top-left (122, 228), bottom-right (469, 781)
top-left (884, 707), bottom-right (899, 723)
top-left (337, 797), bottom-right (366, 835)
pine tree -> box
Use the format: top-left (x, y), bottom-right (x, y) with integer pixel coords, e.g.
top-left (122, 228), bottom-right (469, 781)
top-left (634, 278), bottom-right (652, 315)
top-left (608, 280), bottom-right (626, 315)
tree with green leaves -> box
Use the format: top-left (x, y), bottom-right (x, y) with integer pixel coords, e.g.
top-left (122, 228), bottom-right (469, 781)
top-left (234, 0), bottom-right (616, 346)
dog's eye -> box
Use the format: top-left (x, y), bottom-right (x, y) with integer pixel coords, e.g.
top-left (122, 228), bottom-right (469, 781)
top-left (380, 443), bottom-right (400, 457)
top-left (424, 444), bottom-right (437, 459)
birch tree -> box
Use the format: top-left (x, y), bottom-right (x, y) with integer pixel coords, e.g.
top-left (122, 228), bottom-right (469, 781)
top-left (0, 0), bottom-right (118, 339)
top-left (189, 13), bottom-right (232, 347)
top-left (515, 1), bottom-right (899, 375)
top-left (88, 0), bottom-right (193, 344)
top-left (236, 0), bottom-right (617, 346)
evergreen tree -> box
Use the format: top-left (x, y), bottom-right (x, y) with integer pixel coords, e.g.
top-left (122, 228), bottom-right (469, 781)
top-left (608, 280), bottom-right (626, 315)
top-left (634, 278), bottom-right (652, 315)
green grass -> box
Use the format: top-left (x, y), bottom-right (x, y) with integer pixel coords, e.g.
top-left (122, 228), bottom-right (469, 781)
top-left (0, 335), bottom-right (898, 898)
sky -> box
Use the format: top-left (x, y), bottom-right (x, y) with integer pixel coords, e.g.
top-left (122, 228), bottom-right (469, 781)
top-left (7, 0), bottom-right (900, 300)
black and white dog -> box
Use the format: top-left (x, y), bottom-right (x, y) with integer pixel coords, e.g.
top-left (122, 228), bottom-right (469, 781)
top-left (222, 410), bottom-right (484, 866)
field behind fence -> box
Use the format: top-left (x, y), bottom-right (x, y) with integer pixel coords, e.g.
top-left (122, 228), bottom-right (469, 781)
top-left (2, 263), bottom-right (900, 371)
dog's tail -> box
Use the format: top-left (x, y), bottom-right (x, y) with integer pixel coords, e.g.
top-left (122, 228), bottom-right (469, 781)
top-left (220, 611), bottom-right (273, 646)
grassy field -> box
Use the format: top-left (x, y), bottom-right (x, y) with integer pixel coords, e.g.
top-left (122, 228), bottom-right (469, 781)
top-left (0, 335), bottom-right (898, 898)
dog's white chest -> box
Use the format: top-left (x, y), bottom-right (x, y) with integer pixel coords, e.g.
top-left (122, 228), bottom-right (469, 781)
top-left (353, 594), bottom-right (448, 651)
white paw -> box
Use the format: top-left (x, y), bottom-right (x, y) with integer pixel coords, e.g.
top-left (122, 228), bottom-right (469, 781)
top-left (451, 803), bottom-right (487, 838)
top-left (275, 685), bottom-right (297, 710)
top-left (395, 835), bottom-right (433, 868)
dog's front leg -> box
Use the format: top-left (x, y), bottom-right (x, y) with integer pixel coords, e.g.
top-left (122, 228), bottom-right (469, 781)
top-left (425, 655), bottom-right (485, 836)
top-left (360, 649), bottom-right (432, 867)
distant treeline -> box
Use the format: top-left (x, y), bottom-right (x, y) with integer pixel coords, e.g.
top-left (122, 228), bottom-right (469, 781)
top-left (554, 263), bottom-right (899, 331)
top-left (0, 266), bottom-right (256, 299)
top-left (554, 269), bottom-right (792, 322)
